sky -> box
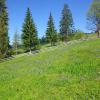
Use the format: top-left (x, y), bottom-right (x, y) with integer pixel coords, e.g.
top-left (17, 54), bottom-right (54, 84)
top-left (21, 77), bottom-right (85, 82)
top-left (7, 0), bottom-right (92, 43)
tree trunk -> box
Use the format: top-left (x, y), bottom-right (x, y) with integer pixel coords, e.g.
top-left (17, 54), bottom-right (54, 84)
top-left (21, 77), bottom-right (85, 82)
top-left (29, 47), bottom-right (32, 54)
top-left (16, 45), bottom-right (18, 55)
top-left (97, 30), bottom-right (100, 38)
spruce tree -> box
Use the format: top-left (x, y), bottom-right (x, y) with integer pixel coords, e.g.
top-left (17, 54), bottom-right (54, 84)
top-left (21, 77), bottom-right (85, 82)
top-left (0, 0), bottom-right (9, 58)
top-left (60, 4), bottom-right (74, 41)
top-left (22, 8), bottom-right (39, 53)
top-left (46, 13), bottom-right (58, 46)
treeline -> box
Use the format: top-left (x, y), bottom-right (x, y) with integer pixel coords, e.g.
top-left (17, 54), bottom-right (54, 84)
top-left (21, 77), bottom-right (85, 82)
top-left (0, 0), bottom-right (100, 58)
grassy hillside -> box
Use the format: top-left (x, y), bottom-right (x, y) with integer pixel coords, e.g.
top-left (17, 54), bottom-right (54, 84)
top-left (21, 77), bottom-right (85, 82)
top-left (0, 38), bottom-right (100, 100)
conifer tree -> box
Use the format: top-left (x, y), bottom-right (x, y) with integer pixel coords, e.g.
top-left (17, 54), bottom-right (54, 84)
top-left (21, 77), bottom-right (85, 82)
top-left (60, 4), bottom-right (74, 41)
top-left (46, 13), bottom-right (58, 46)
top-left (0, 0), bottom-right (9, 58)
top-left (22, 8), bottom-right (39, 53)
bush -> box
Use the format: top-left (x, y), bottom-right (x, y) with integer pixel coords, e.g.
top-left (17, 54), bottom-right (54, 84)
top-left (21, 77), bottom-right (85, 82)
top-left (0, 54), bottom-right (5, 59)
top-left (68, 34), bottom-right (75, 41)
top-left (74, 31), bottom-right (85, 40)
top-left (33, 44), bottom-right (41, 50)
top-left (0, 49), bottom-right (12, 59)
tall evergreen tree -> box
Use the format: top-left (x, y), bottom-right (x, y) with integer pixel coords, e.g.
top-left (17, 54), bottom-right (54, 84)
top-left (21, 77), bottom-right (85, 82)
top-left (46, 13), bottom-right (58, 46)
top-left (87, 0), bottom-right (100, 37)
top-left (60, 4), bottom-right (74, 41)
top-left (22, 8), bottom-right (39, 53)
top-left (0, 0), bottom-right (9, 58)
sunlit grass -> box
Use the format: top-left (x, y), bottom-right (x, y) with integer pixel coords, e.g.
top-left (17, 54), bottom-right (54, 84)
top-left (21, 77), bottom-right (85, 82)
top-left (0, 38), bottom-right (100, 100)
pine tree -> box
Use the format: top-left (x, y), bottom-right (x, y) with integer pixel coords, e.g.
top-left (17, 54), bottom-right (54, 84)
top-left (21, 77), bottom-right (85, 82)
top-left (46, 13), bottom-right (58, 46)
top-left (0, 0), bottom-right (9, 58)
top-left (60, 4), bottom-right (74, 41)
top-left (87, 0), bottom-right (100, 37)
top-left (22, 8), bottom-right (39, 53)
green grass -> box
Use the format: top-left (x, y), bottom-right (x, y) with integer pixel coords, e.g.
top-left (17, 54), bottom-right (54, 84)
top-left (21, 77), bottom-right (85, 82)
top-left (0, 38), bottom-right (100, 100)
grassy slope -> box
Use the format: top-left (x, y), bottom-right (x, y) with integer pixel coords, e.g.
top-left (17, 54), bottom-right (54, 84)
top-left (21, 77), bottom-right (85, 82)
top-left (0, 38), bottom-right (100, 100)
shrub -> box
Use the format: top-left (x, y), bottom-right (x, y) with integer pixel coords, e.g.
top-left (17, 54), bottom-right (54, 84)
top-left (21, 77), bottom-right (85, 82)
top-left (0, 54), bottom-right (5, 59)
top-left (74, 31), bottom-right (85, 40)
